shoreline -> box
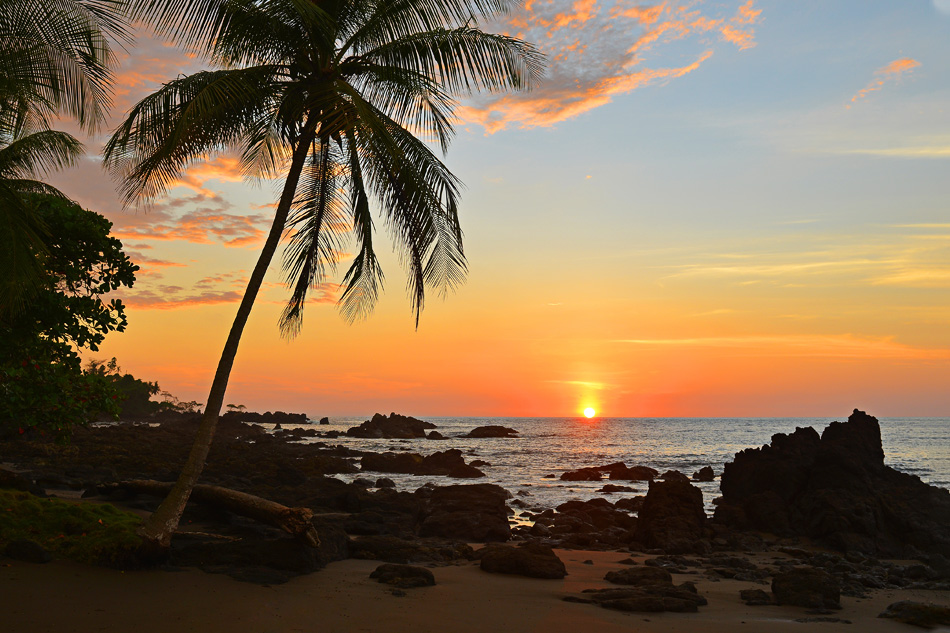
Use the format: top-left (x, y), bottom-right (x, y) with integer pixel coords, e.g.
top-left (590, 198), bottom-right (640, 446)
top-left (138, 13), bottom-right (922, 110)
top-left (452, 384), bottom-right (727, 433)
top-left (2, 549), bottom-right (944, 633)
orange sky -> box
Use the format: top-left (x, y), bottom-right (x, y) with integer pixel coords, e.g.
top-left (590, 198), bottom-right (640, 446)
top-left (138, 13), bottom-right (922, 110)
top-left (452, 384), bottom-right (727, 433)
top-left (55, 0), bottom-right (950, 418)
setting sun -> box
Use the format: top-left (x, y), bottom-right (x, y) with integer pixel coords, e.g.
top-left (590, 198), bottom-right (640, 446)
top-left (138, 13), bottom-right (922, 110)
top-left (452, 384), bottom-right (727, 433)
top-left (583, 408), bottom-right (596, 418)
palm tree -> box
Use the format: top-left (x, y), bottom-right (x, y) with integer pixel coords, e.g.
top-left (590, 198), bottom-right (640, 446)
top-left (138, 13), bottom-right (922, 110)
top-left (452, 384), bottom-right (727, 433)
top-left (0, 0), bottom-right (127, 316)
top-left (105, 0), bottom-right (542, 549)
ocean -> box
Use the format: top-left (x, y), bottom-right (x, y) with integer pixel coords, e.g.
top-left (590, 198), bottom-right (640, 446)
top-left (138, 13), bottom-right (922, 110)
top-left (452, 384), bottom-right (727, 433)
top-left (284, 415), bottom-right (950, 514)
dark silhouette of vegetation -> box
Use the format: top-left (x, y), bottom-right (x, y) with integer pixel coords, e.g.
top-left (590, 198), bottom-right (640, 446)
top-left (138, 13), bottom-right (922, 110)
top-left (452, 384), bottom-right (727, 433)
top-left (0, 195), bottom-right (137, 439)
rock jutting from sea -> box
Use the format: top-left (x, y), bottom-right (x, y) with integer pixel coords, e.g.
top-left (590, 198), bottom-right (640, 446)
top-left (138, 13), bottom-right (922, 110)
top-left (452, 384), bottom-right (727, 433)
top-left (714, 408), bottom-right (950, 563)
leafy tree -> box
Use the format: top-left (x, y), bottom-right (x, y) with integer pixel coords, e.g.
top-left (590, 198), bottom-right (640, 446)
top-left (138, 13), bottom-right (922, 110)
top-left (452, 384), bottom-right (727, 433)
top-left (0, 195), bottom-right (138, 439)
top-left (105, 0), bottom-right (543, 548)
top-left (87, 358), bottom-right (164, 418)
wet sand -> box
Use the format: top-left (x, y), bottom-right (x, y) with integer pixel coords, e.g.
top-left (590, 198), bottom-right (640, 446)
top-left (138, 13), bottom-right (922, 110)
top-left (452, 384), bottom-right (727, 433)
top-left (3, 549), bottom-right (946, 633)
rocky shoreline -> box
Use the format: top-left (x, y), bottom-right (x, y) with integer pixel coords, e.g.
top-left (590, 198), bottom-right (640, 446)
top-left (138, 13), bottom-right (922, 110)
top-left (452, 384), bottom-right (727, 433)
top-left (1, 409), bottom-right (949, 624)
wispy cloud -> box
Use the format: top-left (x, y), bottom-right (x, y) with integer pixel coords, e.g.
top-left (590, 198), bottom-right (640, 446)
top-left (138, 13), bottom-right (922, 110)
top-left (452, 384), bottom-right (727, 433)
top-left (112, 206), bottom-right (269, 246)
top-left (849, 57), bottom-right (920, 106)
top-left (463, 0), bottom-right (761, 133)
top-left (616, 334), bottom-right (950, 360)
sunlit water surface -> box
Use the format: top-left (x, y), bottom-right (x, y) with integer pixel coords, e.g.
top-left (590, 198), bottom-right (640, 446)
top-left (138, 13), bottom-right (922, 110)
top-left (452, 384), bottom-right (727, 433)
top-left (277, 416), bottom-right (950, 514)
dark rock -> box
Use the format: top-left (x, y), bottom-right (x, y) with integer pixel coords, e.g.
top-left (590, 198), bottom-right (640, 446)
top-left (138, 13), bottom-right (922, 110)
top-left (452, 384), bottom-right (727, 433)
top-left (4, 539), bottom-right (51, 564)
top-left (615, 496), bottom-right (645, 513)
top-left (560, 467), bottom-right (602, 481)
top-left (878, 601), bottom-right (950, 628)
top-left (170, 527), bottom-right (347, 585)
top-left (353, 477), bottom-right (375, 487)
top-left (470, 460), bottom-right (491, 468)
top-left (611, 465), bottom-right (659, 481)
top-left (222, 410), bottom-right (309, 425)
top-left (692, 466), bottom-right (715, 482)
top-left (573, 582), bottom-right (707, 613)
top-left (349, 535), bottom-right (473, 564)
top-left (478, 542), bottom-right (566, 579)
top-left (346, 413), bottom-right (436, 439)
top-left (426, 431), bottom-right (445, 440)
top-left (659, 470), bottom-right (690, 483)
top-left (772, 567), bottom-right (841, 610)
top-left (740, 588), bottom-right (772, 605)
top-left (634, 479), bottom-right (708, 554)
top-left (370, 563), bottom-right (436, 588)
top-left (599, 484), bottom-right (636, 493)
top-left (375, 478), bottom-right (396, 488)
top-left (419, 484), bottom-right (511, 542)
top-left (561, 462), bottom-right (658, 482)
top-left (465, 425), bottom-right (519, 438)
top-left (605, 566), bottom-right (673, 586)
top-left (319, 417), bottom-right (329, 425)
top-left (715, 409), bottom-right (950, 559)
top-left (361, 449), bottom-right (484, 478)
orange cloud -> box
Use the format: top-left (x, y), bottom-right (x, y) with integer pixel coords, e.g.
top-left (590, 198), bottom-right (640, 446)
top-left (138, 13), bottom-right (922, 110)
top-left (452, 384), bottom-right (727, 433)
top-left (170, 155), bottom-right (248, 197)
top-left (467, 1), bottom-right (760, 132)
top-left (850, 57), bottom-right (921, 105)
top-left (112, 206), bottom-right (269, 246)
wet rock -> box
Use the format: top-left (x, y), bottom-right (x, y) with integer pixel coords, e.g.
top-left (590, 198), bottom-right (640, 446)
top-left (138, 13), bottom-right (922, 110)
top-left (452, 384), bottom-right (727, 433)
top-left (740, 588), bottom-right (772, 605)
top-left (659, 470), bottom-right (690, 483)
top-left (370, 563), bottom-right (436, 588)
top-left (375, 478), bottom-right (396, 488)
top-left (599, 484), bottom-right (637, 493)
top-left (349, 535), bottom-right (473, 564)
top-left (715, 409), bottom-right (950, 559)
top-left (319, 417), bottom-right (329, 425)
top-left (634, 479), bottom-right (708, 554)
top-left (465, 425), bottom-right (519, 438)
top-left (615, 496), bottom-right (645, 513)
top-left (560, 463), bottom-right (658, 482)
top-left (360, 449), bottom-right (485, 478)
top-left (878, 601), bottom-right (950, 629)
top-left (426, 431), bottom-right (445, 440)
top-left (4, 539), bottom-right (51, 564)
top-left (692, 466), bottom-right (715, 482)
top-left (419, 484), bottom-right (511, 542)
top-left (346, 413), bottom-right (436, 439)
top-left (605, 566), bottom-right (672, 585)
top-left (478, 542), bottom-right (566, 579)
top-left (772, 567), bottom-right (841, 610)
top-left (573, 574), bottom-right (707, 613)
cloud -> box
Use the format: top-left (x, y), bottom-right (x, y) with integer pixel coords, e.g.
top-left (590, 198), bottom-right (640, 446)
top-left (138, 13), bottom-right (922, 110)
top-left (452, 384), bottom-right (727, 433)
top-left (120, 288), bottom-right (244, 309)
top-left (616, 334), bottom-right (950, 360)
top-left (111, 206), bottom-right (269, 246)
top-left (849, 57), bottom-right (921, 106)
top-left (934, 0), bottom-right (950, 15)
top-left (463, 0), bottom-right (761, 132)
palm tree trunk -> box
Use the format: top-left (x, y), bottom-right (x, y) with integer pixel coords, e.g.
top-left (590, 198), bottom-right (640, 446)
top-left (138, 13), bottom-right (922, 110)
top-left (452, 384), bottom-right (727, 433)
top-left (139, 119), bottom-right (319, 550)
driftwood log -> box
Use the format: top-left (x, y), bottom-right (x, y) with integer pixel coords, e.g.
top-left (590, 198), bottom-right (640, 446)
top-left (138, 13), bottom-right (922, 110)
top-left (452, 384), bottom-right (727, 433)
top-left (114, 480), bottom-right (320, 547)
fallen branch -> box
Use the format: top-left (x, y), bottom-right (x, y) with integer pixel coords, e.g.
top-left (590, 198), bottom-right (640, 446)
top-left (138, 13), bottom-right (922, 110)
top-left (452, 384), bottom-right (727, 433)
top-left (113, 480), bottom-right (320, 547)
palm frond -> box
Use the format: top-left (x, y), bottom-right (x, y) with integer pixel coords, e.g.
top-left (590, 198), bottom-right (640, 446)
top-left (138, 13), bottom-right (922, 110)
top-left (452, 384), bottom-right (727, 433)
top-left (103, 66), bottom-right (284, 205)
top-left (337, 127), bottom-right (384, 323)
top-left (279, 137), bottom-right (349, 337)
top-left (0, 130), bottom-right (84, 180)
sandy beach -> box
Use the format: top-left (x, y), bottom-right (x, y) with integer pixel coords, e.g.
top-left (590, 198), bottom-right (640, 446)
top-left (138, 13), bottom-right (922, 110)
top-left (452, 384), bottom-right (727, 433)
top-left (4, 548), bottom-right (946, 633)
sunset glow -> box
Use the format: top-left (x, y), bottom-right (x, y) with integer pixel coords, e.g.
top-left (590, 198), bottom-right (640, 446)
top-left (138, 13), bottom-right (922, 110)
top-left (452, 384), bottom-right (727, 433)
top-left (52, 1), bottom-right (950, 418)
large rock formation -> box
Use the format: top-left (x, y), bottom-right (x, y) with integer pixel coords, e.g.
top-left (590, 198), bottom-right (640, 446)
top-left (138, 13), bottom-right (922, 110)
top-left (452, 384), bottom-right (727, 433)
top-left (418, 484), bottom-right (511, 542)
top-left (345, 412), bottom-right (436, 438)
top-left (715, 409), bottom-right (950, 560)
top-left (633, 478), bottom-right (708, 554)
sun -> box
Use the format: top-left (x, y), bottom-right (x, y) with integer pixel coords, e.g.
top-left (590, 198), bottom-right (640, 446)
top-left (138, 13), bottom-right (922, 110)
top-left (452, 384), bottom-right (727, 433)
top-left (583, 407), bottom-right (596, 418)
